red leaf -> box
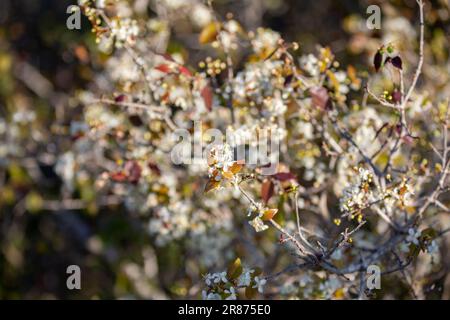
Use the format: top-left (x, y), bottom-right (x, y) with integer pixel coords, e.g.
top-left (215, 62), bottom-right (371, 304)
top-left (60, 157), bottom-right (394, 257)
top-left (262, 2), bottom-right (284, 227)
top-left (310, 86), bottom-right (332, 110)
top-left (201, 85), bottom-right (213, 111)
top-left (155, 64), bottom-right (171, 73)
top-left (274, 172), bottom-right (296, 182)
top-left (115, 94), bottom-right (126, 103)
top-left (178, 65), bottom-right (192, 77)
top-left (395, 123), bottom-right (402, 135)
top-left (392, 90), bottom-right (402, 104)
top-left (110, 171), bottom-right (127, 182)
top-left (162, 53), bottom-right (175, 62)
top-left (148, 161), bottom-right (161, 176)
top-left (124, 160), bottom-right (142, 184)
top-left (261, 179), bottom-right (274, 204)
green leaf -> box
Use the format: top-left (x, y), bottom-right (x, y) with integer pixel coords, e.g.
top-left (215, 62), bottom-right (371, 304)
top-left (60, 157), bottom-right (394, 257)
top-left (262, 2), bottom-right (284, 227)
top-left (227, 258), bottom-right (243, 280)
top-left (421, 228), bottom-right (437, 241)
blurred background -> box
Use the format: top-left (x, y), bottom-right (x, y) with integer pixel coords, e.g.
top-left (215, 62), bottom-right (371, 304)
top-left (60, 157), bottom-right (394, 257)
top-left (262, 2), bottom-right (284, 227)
top-left (0, 0), bottom-right (449, 299)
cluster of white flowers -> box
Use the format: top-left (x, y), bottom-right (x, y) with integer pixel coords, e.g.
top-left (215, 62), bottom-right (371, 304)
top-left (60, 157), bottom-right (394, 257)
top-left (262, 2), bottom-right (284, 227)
top-left (249, 215), bottom-right (269, 233)
top-left (148, 203), bottom-right (191, 246)
top-left (207, 144), bottom-right (234, 179)
top-left (300, 54), bottom-right (320, 77)
top-left (188, 209), bottom-right (234, 268)
top-left (201, 264), bottom-right (266, 300)
top-left (237, 268), bottom-right (254, 286)
top-left (106, 52), bottom-right (140, 83)
top-left (109, 18), bottom-right (139, 48)
top-left (339, 167), bottom-right (377, 214)
top-left (189, 231), bottom-right (233, 268)
top-left (231, 59), bottom-right (287, 107)
top-left (148, 201), bottom-right (234, 264)
top-left (65, 0), bottom-right (450, 300)
top-left (349, 108), bottom-right (384, 156)
top-left (202, 291), bottom-right (222, 300)
top-left (205, 271), bottom-right (228, 286)
top-left (387, 179), bottom-right (415, 208)
top-left (216, 20), bottom-right (241, 52)
top-left (334, 71), bottom-right (350, 95)
top-left (279, 273), bottom-right (341, 300)
top-left (202, 271), bottom-right (232, 300)
top-left (246, 202), bottom-right (272, 233)
top-left (250, 28), bottom-right (281, 57)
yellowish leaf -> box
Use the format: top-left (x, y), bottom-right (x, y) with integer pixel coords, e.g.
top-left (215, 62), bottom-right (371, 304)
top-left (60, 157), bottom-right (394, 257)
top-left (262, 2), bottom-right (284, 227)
top-left (229, 162), bottom-right (243, 174)
top-left (262, 208), bottom-right (278, 221)
top-left (222, 171), bottom-right (234, 180)
top-left (199, 22), bottom-right (220, 44)
top-left (227, 258), bottom-right (243, 280)
top-left (333, 288), bottom-right (345, 299)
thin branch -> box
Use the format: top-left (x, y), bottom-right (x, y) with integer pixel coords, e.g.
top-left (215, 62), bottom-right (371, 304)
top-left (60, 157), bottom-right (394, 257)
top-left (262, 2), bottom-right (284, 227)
top-left (400, 0), bottom-right (425, 111)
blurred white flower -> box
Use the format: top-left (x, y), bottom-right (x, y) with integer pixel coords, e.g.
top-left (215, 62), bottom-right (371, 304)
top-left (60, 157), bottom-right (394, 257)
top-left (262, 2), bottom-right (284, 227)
top-left (406, 228), bottom-right (421, 245)
top-left (427, 240), bottom-right (438, 255)
top-left (237, 268), bottom-right (254, 287)
top-left (253, 276), bottom-right (267, 294)
top-left (225, 286), bottom-right (237, 300)
top-left (249, 217), bottom-right (269, 233)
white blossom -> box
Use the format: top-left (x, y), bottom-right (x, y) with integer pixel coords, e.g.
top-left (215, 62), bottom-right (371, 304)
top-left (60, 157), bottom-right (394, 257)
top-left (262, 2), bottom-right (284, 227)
top-left (427, 240), bottom-right (438, 255)
top-left (249, 217), bottom-right (269, 233)
top-left (406, 228), bottom-right (421, 245)
top-left (225, 286), bottom-right (237, 300)
top-left (253, 276), bottom-right (267, 294)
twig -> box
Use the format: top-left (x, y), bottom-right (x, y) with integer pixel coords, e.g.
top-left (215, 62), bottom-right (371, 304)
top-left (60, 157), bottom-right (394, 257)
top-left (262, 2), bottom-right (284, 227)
top-left (400, 0), bottom-right (425, 111)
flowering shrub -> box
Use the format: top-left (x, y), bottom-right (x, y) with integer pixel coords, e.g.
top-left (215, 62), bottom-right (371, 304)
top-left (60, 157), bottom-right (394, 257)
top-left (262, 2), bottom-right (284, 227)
top-left (1, 0), bottom-right (449, 299)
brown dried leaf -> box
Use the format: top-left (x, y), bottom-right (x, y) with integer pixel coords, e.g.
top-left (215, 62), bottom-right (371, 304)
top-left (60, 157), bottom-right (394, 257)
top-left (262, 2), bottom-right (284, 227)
top-left (374, 50), bottom-right (383, 72)
top-left (261, 179), bottom-right (274, 204)
top-left (391, 56), bottom-right (403, 70)
top-left (204, 178), bottom-right (220, 193)
top-left (274, 172), bottom-right (296, 182)
top-left (201, 85), bottom-right (213, 111)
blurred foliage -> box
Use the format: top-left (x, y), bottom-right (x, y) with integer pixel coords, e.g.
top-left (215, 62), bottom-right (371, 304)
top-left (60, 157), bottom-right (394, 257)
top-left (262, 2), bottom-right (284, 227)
top-left (0, 0), bottom-right (449, 299)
